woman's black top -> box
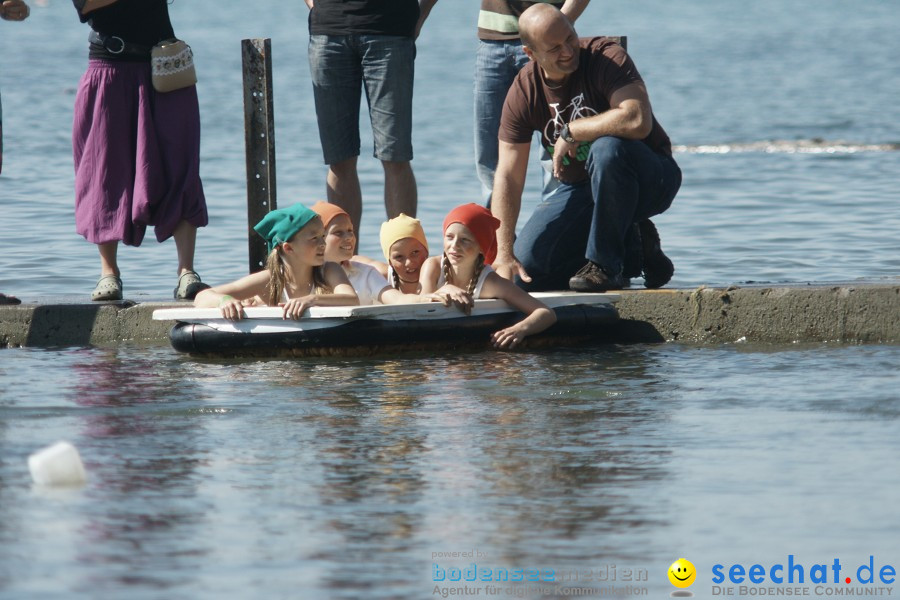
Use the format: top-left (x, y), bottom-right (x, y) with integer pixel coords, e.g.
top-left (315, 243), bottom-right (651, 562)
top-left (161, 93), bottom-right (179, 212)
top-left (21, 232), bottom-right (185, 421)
top-left (73, 0), bottom-right (175, 61)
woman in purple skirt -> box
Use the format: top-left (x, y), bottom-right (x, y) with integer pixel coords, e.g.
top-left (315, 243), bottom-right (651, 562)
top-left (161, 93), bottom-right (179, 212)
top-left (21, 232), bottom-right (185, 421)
top-left (73, 0), bottom-right (209, 301)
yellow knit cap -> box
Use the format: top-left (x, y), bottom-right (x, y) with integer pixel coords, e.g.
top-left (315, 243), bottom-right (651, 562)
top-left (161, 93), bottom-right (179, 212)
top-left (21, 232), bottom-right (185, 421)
top-left (379, 214), bottom-right (429, 261)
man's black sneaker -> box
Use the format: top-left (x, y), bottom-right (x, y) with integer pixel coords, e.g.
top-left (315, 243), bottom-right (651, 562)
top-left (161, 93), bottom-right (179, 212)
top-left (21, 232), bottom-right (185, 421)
top-left (638, 219), bottom-right (674, 289)
top-left (568, 261), bottom-right (625, 292)
top-left (623, 223), bottom-right (643, 280)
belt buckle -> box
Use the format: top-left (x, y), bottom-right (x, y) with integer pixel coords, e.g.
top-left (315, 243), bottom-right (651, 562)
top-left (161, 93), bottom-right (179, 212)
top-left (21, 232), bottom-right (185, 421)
top-left (105, 36), bottom-right (126, 55)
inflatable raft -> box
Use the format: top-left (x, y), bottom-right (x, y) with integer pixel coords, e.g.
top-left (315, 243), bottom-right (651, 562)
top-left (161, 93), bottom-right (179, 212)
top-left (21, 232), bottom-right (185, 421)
top-left (152, 292), bottom-right (619, 356)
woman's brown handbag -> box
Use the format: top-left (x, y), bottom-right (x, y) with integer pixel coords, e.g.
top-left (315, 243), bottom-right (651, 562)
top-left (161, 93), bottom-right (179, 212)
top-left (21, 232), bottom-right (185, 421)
top-left (150, 39), bottom-right (197, 93)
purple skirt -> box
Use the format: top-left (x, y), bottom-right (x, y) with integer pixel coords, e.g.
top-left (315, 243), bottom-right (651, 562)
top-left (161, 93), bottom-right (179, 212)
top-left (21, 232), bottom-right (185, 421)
top-left (73, 59), bottom-right (208, 246)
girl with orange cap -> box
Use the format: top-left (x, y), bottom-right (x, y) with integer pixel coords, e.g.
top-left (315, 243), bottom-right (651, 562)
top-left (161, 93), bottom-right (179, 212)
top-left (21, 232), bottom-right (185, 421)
top-left (194, 203), bottom-right (358, 320)
top-left (311, 202), bottom-right (429, 305)
top-left (420, 203), bottom-right (557, 349)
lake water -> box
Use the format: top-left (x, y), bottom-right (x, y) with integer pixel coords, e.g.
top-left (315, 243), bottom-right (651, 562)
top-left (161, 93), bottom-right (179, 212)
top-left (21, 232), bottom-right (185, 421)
top-left (3, 342), bottom-right (900, 599)
top-left (1, 1), bottom-right (899, 598)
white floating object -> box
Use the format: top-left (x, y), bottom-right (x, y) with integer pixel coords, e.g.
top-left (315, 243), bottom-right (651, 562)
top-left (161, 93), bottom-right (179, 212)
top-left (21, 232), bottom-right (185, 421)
top-left (28, 441), bottom-right (87, 486)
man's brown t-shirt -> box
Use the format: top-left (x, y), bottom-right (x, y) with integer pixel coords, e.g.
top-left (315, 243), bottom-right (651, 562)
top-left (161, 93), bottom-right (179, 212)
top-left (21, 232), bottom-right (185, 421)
top-left (499, 37), bottom-right (672, 183)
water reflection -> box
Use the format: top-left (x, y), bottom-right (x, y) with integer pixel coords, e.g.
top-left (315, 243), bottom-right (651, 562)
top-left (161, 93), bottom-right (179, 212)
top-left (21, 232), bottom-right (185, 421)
top-left (418, 348), bottom-right (674, 568)
top-left (66, 347), bottom-right (211, 591)
top-left (297, 360), bottom-right (430, 592)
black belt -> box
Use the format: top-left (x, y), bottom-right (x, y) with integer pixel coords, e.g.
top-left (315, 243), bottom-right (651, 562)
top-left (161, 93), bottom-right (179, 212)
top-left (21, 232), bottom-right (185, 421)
top-left (88, 31), bottom-right (152, 57)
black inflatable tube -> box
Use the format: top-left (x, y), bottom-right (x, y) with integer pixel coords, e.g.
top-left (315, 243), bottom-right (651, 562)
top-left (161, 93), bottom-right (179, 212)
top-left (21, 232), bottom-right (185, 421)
top-left (168, 304), bottom-right (619, 356)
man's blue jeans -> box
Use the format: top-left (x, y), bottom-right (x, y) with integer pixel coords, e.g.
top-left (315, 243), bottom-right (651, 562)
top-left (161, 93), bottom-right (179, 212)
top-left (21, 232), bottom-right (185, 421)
top-left (474, 40), bottom-right (531, 204)
top-left (514, 137), bottom-right (682, 291)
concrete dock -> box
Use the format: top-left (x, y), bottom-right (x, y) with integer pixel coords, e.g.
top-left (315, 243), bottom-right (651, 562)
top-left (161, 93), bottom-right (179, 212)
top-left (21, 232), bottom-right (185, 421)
top-left (1, 282), bottom-right (897, 349)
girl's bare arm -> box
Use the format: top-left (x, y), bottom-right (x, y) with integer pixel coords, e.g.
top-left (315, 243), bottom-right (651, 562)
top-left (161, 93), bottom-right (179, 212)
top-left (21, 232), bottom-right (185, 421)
top-left (482, 273), bottom-right (557, 348)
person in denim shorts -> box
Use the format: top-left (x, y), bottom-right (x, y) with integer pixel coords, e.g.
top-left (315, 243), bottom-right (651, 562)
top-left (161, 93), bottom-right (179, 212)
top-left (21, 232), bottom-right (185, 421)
top-left (306, 0), bottom-right (437, 243)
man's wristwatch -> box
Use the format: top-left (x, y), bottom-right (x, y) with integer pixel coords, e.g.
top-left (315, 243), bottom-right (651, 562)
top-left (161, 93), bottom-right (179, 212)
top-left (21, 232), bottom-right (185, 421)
top-left (560, 123), bottom-right (576, 144)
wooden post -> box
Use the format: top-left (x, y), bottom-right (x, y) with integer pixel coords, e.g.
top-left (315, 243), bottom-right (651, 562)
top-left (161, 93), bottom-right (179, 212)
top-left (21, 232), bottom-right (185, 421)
top-left (242, 38), bottom-right (277, 273)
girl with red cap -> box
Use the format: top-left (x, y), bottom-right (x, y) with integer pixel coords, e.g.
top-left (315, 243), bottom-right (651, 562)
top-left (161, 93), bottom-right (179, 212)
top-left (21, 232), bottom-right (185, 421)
top-left (421, 203), bottom-right (557, 349)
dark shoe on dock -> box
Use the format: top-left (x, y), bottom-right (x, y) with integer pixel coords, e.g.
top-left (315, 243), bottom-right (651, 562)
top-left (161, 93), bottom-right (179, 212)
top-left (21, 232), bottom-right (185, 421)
top-left (174, 271), bottom-right (210, 301)
top-left (568, 261), bottom-right (625, 292)
top-left (639, 219), bottom-right (674, 289)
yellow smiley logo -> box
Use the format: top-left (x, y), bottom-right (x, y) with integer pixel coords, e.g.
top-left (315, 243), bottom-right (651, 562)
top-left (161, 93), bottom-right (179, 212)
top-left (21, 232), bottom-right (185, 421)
top-left (668, 558), bottom-right (697, 588)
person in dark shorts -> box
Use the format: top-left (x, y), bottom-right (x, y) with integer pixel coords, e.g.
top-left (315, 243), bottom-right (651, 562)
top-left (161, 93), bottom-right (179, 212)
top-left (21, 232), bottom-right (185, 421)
top-left (305, 0), bottom-right (437, 243)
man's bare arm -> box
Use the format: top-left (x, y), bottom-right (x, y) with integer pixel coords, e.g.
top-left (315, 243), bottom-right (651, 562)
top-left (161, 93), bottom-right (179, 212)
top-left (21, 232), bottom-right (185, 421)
top-left (491, 140), bottom-right (531, 280)
top-left (416, 0), bottom-right (438, 38)
top-left (79, 0), bottom-right (118, 15)
top-left (568, 82), bottom-right (653, 142)
top-left (552, 83), bottom-right (653, 179)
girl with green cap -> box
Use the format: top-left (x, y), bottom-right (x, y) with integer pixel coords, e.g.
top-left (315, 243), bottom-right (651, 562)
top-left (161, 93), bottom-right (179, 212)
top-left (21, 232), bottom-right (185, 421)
top-left (194, 204), bottom-right (359, 320)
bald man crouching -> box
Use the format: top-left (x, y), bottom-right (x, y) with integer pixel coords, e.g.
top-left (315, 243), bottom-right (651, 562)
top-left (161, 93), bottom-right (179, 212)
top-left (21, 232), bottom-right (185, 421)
top-left (490, 4), bottom-right (681, 292)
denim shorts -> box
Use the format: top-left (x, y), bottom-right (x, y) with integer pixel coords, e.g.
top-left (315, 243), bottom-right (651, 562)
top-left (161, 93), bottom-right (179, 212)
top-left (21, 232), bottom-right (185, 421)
top-left (308, 34), bottom-right (415, 165)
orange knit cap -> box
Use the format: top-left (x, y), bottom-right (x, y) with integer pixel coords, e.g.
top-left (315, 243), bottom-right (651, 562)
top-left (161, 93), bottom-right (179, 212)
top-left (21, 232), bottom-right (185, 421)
top-left (310, 201), bottom-right (350, 229)
top-left (442, 203), bottom-right (501, 265)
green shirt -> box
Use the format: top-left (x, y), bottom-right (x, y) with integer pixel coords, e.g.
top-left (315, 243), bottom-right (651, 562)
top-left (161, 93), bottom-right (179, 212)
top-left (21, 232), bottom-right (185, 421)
top-left (478, 0), bottom-right (565, 41)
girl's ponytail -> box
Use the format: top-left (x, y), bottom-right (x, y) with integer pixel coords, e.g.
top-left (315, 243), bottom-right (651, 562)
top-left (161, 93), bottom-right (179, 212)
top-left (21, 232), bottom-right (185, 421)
top-left (265, 246), bottom-right (289, 306)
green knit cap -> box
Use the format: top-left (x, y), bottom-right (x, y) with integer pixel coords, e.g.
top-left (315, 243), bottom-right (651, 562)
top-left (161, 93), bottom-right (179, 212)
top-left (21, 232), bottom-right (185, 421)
top-left (253, 204), bottom-right (320, 253)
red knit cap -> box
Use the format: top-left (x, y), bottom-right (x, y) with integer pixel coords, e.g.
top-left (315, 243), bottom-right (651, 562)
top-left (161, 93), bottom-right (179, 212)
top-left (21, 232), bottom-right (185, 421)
top-left (442, 203), bottom-right (501, 265)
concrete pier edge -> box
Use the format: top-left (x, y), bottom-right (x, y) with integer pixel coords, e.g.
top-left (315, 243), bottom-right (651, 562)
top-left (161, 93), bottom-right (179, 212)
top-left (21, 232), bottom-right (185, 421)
top-left (1, 282), bottom-right (898, 349)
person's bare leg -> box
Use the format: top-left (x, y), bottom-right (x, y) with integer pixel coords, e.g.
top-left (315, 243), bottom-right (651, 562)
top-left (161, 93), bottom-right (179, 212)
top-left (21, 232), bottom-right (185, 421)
top-left (173, 220), bottom-right (198, 276)
top-left (326, 157), bottom-right (363, 237)
top-left (98, 241), bottom-right (119, 277)
top-left (383, 160), bottom-right (417, 219)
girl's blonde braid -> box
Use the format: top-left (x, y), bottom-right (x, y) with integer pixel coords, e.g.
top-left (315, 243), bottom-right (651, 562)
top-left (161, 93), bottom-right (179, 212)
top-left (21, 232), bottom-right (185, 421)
top-left (466, 254), bottom-right (485, 298)
top-left (442, 252), bottom-right (485, 297)
top-left (441, 252), bottom-right (454, 287)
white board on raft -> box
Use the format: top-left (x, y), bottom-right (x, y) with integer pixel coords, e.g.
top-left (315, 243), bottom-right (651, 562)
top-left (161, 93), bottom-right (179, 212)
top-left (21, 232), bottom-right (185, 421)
top-left (152, 291), bottom-right (619, 335)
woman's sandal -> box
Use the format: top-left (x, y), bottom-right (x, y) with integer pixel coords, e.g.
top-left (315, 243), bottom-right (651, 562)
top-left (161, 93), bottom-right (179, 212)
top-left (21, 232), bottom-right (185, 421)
top-left (174, 270), bottom-right (210, 300)
top-left (91, 274), bottom-right (123, 301)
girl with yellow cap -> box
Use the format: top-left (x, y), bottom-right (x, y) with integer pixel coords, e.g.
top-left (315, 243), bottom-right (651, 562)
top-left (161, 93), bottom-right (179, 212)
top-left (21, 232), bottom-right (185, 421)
top-left (377, 213), bottom-right (431, 295)
top-left (194, 204), bottom-right (359, 320)
top-left (420, 204), bottom-right (556, 349)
